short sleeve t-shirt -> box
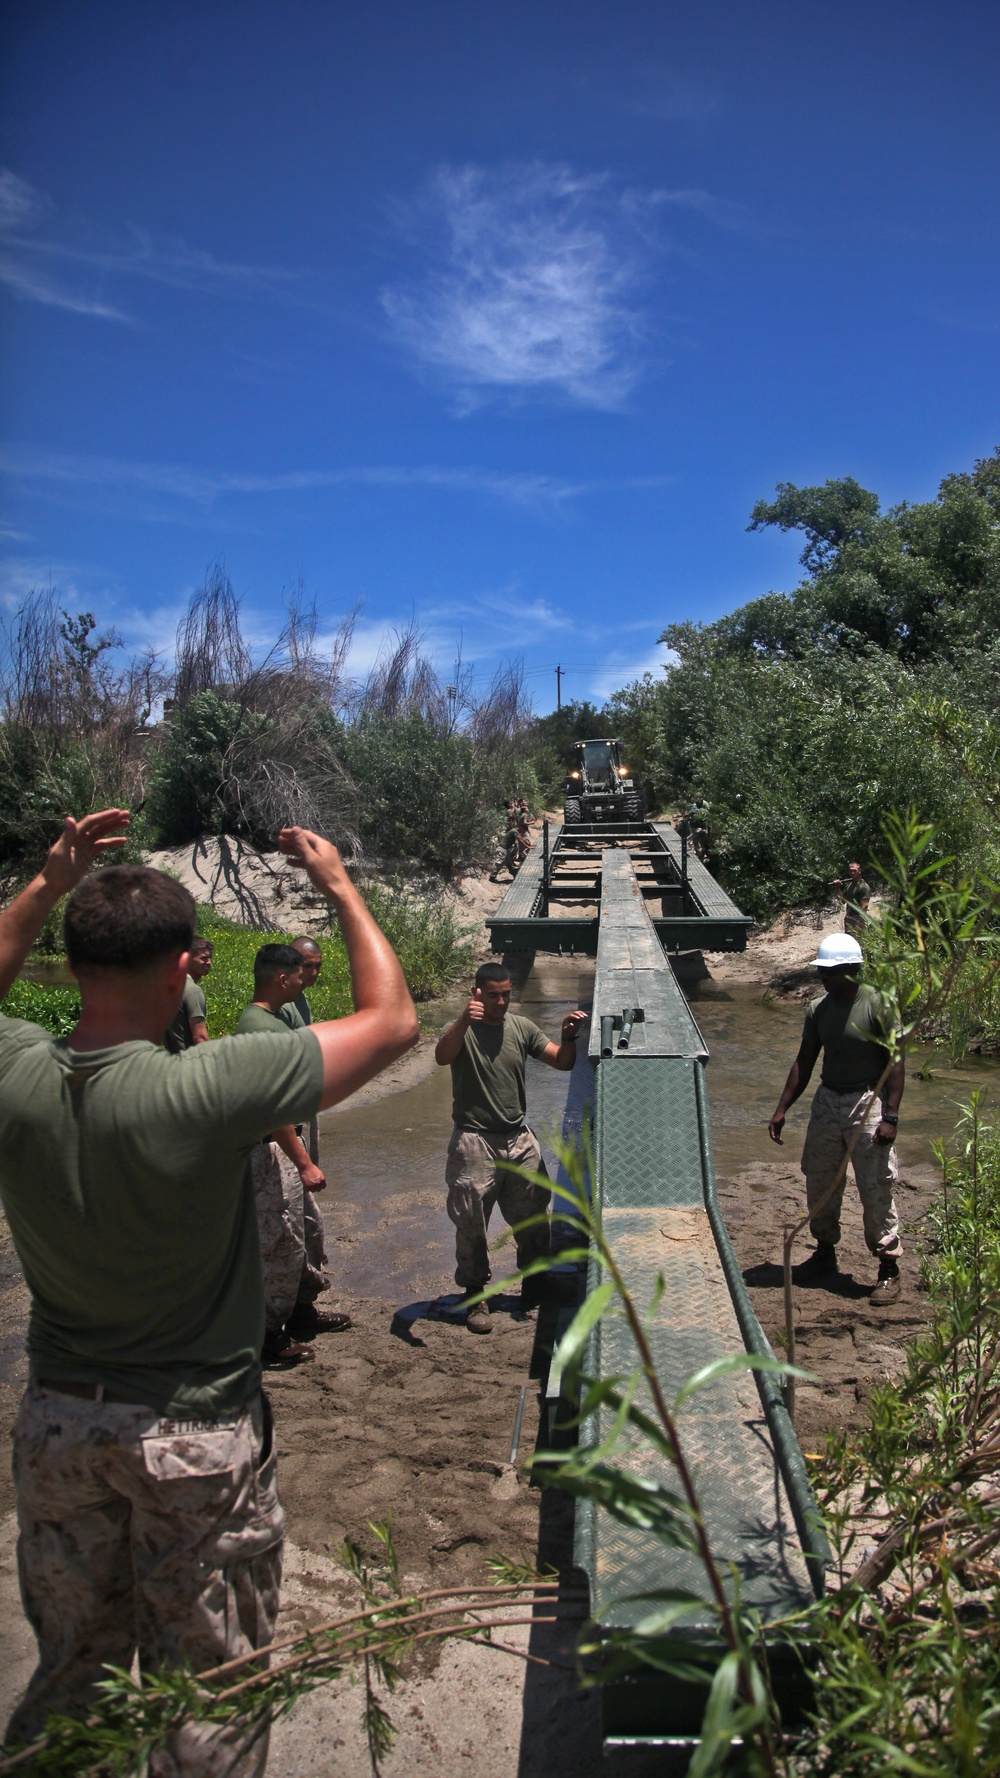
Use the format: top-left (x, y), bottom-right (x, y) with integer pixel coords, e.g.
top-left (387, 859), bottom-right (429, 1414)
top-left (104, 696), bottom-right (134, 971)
top-left (450, 1014), bottom-right (550, 1134)
top-left (164, 975), bottom-right (207, 1053)
top-left (278, 993), bottom-right (312, 1029)
top-left (842, 878), bottom-right (871, 929)
top-left (237, 1001), bottom-right (305, 1036)
top-left (0, 1015), bottom-right (323, 1418)
top-left (802, 984), bottom-right (891, 1093)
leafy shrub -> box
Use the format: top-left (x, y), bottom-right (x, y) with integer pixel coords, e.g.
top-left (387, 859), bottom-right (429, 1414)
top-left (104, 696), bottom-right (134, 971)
top-left (196, 880), bottom-right (470, 1035)
top-left (338, 712), bottom-right (503, 868)
top-left (1, 979), bottom-right (80, 1035)
top-left (146, 692), bottom-right (272, 846)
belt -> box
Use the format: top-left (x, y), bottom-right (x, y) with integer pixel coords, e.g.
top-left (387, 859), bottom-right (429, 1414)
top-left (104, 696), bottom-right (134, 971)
top-left (456, 1125), bottom-right (527, 1139)
top-left (37, 1378), bottom-right (153, 1407)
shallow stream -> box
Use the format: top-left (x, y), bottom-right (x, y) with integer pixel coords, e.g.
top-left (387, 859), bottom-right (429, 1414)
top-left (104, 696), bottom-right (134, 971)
top-left (316, 956), bottom-right (999, 1303)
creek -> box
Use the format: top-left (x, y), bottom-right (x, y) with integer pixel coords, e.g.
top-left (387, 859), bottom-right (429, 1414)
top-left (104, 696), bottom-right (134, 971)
top-left (315, 955), bottom-right (999, 1305)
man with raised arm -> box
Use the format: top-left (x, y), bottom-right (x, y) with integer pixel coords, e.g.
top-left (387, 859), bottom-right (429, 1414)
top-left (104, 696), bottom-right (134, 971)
top-left (0, 815), bottom-right (418, 1774)
top-left (434, 961), bottom-right (587, 1334)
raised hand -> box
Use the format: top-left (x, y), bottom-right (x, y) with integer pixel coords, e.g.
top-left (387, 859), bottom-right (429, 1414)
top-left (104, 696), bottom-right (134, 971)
top-left (41, 810), bottom-right (131, 897)
top-left (276, 827), bottom-right (349, 900)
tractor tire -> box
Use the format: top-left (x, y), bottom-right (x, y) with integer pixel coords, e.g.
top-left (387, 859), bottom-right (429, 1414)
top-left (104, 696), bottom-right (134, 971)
top-left (563, 797), bottom-right (582, 826)
top-left (625, 794), bottom-right (645, 823)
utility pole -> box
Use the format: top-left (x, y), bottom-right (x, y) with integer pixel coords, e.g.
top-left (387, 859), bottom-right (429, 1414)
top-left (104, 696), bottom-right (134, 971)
top-left (555, 664), bottom-right (563, 712)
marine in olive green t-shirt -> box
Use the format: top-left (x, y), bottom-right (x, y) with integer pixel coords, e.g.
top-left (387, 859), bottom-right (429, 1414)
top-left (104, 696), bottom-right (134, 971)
top-left (802, 983), bottom-right (890, 1093)
top-left (0, 1016), bottom-right (323, 1419)
top-left (237, 1000), bottom-right (305, 1036)
top-left (450, 1013), bottom-right (550, 1135)
top-left (164, 974), bottom-right (207, 1054)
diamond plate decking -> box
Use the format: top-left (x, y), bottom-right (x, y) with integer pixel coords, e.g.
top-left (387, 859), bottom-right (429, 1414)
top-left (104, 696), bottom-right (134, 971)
top-left (566, 849), bottom-right (824, 1740)
top-left (587, 849), bottom-right (709, 1060)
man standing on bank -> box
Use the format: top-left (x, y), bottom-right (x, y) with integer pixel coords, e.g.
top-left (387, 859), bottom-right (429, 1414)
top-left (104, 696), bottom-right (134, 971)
top-left (237, 944), bottom-right (351, 1359)
top-left (834, 861), bottom-right (871, 933)
top-left (434, 961), bottom-right (587, 1333)
top-left (163, 933), bottom-right (212, 1052)
top-left (288, 935), bottom-right (324, 1161)
top-left (768, 932), bottom-right (903, 1305)
top-left (0, 813), bottom-right (418, 1772)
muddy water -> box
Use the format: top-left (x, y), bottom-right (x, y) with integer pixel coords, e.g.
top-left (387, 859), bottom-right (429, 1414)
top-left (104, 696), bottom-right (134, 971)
top-left (687, 976), bottom-right (998, 1178)
top-left (316, 960), bottom-right (592, 1304)
top-left (317, 957), bottom-right (1000, 1307)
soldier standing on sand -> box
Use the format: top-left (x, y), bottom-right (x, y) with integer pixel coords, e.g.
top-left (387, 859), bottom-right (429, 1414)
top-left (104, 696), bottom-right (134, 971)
top-left (163, 934), bottom-right (212, 1052)
top-left (834, 862), bottom-right (871, 934)
top-left (0, 814), bottom-right (418, 1773)
top-left (288, 935), bottom-right (323, 1160)
top-left (288, 935), bottom-right (330, 1301)
top-left (434, 960), bottom-right (587, 1333)
top-left (237, 945), bottom-right (352, 1361)
top-left (768, 932), bottom-right (904, 1304)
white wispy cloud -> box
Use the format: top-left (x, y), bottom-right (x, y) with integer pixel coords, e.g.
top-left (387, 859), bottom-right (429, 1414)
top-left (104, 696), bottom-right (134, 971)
top-left (623, 70), bottom-right (722, 123)
top-left (0, 168), bottom-right (298, 321)
top-left (0, 444), bottom-right (672, 515)
top-left (381, 162), bottom-right (652, 409)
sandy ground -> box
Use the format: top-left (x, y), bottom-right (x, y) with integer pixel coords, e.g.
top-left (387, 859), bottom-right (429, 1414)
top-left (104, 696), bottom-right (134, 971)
top-left (0, 844), bottom-right (948, 1772)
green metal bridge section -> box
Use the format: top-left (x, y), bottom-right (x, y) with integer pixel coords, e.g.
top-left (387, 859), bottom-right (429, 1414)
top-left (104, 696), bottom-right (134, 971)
top-left (506, 835), bottom-right (827, 1741)
top-left (486, 817), bottom-right (752, 958)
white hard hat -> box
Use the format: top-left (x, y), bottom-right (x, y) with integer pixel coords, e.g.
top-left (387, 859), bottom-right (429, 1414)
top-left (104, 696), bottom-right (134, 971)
top-left (811, 933), bottom-right (864, 968)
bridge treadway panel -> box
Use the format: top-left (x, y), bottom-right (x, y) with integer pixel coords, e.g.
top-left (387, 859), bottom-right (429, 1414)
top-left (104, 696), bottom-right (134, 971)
top-left (488, 831), bottom-right (552, 919)
top-left (588, 850), bottom-right (707, 1060)
top-left (651, 822), bottom-right (747, 922)
top-left (576, 1053), bottom-right (815, 1631)
top-left (588, 1202), bottom-right (812, 1623)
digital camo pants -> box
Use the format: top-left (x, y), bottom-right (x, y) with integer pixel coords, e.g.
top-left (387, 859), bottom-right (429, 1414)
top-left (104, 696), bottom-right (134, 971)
top-left (7, 1385), bottom-right (283, 1777)
top-left (802, 1083), bottom-right (902, 1259)
top-left (251, 1142), bottom-right (327, 1331)
top-left (445, 1126), bottom-right (551, 1290)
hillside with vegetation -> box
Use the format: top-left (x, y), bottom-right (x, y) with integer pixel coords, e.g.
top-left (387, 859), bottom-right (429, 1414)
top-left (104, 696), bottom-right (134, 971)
top-left (603, 446), bottom-right (1000, 921)
top-left (3, 447), bottom-right (999, 1042)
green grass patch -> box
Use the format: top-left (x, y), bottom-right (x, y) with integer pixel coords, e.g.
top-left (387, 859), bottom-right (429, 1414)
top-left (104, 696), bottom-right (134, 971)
top-left (1, 978), bottom-right (80, 1036)
top-left (3, 880), bottom-right (474, 1040)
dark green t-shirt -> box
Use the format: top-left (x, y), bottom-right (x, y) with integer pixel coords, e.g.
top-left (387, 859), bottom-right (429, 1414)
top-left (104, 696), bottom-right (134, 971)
top-left (237, 1001), bottom-right (305, 1036)
top-left (280, 993), bottom-right (312, 1028)
top-left (450, 1014), bottom-right (550, 1134)
top-left (0, 1016), bottom-right (323, 1418)
top-left (803, 984), bottom-right (891, 1093)
top-left (164, 975), bottom-right (207, 1054)
top-left (842, 878), bottom-right (871, 931)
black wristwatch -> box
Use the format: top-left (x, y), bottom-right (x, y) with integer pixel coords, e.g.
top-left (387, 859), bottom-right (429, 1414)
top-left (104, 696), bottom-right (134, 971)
top-left (881, 1111), bottom-right (898, 1125)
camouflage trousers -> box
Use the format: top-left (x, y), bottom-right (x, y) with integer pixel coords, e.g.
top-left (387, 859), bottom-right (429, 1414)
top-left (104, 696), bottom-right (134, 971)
top-left (7, 1384), bottom-right (283, 1776)
top-left (446, 1126), bottom-right (551, 1290)
top-left (251, 1142), bottom-right (328, 1332)
top-left (802, 1083), bottom-right (902, 1258)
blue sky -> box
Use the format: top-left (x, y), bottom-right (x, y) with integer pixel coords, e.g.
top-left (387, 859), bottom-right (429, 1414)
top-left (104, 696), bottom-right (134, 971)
top-left (1, 0), bottom-right (998, 712)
